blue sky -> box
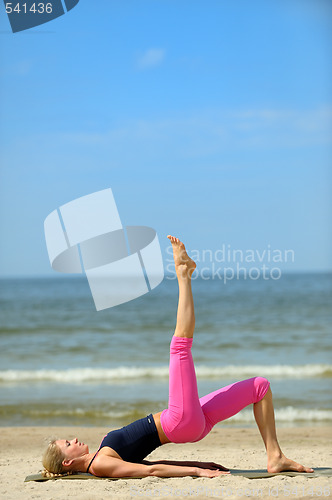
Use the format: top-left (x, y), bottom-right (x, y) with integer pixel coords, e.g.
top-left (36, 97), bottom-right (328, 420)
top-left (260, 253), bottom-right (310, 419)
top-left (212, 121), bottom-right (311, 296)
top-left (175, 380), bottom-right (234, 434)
top-left (0, 0), bottom-right (331, 276)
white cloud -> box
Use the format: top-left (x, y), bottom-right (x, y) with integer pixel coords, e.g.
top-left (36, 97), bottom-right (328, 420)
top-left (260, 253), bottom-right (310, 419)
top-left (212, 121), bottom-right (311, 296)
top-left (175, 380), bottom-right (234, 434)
top-left (136, 48), bottom-right (165, 69)
top-left (56, 106), bottom-right (332, 151)
top-left (14, 106), bottom-right (331, 166)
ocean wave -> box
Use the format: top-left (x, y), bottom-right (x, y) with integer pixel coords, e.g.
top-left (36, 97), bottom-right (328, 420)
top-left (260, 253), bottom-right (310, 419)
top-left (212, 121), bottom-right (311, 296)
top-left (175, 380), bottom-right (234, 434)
top-left (5, 406), bottom-right (332, 424)
top-left (0, 364), bottom-right (331, 383)
top-left (230, 406), bottom-right (332, 423)
top-left (26, 408), bottom-right (131, 419)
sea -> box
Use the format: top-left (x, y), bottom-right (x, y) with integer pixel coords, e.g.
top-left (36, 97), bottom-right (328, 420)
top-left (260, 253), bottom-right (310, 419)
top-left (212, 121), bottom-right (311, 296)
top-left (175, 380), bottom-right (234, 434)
top-left (0, 273), bottom-right (331, 429)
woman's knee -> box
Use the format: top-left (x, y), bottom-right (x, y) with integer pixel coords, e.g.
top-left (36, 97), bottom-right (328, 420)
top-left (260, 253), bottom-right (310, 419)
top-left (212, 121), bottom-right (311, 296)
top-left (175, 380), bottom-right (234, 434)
top-left (253, 376), bottom-right (270, 403)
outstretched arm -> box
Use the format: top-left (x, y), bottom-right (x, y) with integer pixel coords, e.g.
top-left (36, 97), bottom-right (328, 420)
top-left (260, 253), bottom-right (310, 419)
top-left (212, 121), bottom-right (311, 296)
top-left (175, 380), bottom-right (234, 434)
top-left (94, 456), bottom-right (229, 478)
top-left (142, 459), bottom-right (229, 471)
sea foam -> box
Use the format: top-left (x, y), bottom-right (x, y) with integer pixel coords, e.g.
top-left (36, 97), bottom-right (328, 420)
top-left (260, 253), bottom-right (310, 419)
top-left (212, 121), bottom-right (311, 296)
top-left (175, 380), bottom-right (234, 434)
top-left (21, 406), bottom-right (332, 424)
top-left (0, 364), bottom-right (331, 383)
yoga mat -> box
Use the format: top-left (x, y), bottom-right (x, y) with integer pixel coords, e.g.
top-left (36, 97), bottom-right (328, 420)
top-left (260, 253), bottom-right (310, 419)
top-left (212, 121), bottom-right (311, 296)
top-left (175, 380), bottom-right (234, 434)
top-left (24, 467), bottom-right (332, 482)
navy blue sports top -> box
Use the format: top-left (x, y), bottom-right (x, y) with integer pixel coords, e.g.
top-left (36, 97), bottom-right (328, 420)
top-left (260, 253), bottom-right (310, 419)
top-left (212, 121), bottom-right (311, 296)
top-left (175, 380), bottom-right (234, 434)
top-left (86, 414), bottom-right (161, 472)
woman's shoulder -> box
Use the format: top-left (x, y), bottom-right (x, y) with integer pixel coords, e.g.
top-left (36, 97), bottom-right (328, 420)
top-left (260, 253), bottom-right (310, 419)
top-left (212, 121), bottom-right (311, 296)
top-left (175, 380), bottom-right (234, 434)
top-left (88, 450), bottom-right (123, 476)
top-left (97, 446), bottom-right (122, 459)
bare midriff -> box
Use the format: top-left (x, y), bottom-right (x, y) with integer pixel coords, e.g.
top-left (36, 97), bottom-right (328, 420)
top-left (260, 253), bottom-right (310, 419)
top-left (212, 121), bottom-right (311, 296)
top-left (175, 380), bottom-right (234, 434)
top-left (153, 411), bottom-right (171, 444)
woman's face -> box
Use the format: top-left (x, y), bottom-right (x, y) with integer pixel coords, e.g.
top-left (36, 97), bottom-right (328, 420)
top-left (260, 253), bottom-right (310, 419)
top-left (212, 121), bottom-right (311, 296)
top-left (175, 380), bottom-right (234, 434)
top-left (56, 437), bottom-right (89, 460)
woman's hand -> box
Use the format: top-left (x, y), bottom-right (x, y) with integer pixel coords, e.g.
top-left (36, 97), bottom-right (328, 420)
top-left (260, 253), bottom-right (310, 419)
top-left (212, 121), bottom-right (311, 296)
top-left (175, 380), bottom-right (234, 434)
top-left (196, 467), bottom-right (230, 478)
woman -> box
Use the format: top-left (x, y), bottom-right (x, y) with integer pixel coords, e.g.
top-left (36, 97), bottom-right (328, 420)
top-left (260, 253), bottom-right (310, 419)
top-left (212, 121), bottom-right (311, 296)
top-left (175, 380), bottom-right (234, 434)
top-left (42, 235), bottom-right (314, 479)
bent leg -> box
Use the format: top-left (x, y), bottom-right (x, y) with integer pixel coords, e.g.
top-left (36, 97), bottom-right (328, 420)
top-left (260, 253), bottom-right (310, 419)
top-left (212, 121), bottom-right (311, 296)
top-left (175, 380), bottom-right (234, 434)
top-left (254, 387), bottom-right (314, 473)
top-left (196, 380), bottom-right (314, 473)
top-left (195, 377), bottom-right (270, 440)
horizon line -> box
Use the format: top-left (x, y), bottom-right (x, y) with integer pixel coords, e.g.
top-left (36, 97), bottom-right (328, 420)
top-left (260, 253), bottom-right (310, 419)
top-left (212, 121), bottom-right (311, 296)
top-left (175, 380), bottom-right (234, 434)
top-left (0, 269), bottom-right (332, 280)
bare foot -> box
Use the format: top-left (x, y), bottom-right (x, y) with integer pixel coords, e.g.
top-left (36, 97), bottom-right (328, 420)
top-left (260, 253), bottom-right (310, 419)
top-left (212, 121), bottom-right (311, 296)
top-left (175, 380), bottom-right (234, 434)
top-left (268, 453), bottom-right (314, 473)
top-left (167, 235), bottom-right (196, 277)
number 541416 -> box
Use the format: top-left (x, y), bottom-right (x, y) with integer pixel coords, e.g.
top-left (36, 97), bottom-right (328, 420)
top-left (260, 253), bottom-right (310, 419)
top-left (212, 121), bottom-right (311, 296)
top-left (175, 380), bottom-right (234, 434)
top-left (5, 3), bottom-right (53, 14)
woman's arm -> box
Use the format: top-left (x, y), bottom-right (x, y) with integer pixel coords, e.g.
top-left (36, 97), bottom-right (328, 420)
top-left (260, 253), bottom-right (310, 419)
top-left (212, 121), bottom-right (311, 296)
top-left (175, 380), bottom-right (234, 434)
top-left (148, 462), bottom-right (229, 478)
top-left (94, 456), bottom-right (229, 478)
top-left (142, 459), bottom-right (229, 471)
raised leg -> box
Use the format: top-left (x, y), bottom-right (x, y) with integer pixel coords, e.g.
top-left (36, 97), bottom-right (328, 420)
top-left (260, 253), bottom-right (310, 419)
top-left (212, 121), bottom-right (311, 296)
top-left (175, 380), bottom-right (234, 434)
top-left (167, 235), bottom-right (196, 339)
top-left (163, 236), bottom-right (314, 473)
top-left (160, 236), bottom-right (205, 443)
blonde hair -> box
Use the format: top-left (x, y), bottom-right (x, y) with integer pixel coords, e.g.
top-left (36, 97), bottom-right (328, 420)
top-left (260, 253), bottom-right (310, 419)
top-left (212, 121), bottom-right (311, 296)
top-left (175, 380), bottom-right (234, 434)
top-left (42, 439), bottom-right (73, 478)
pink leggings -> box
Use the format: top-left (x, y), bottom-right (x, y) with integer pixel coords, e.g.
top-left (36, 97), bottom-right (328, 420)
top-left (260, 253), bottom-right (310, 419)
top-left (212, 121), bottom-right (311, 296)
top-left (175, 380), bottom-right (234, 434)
top-left (160, 336), bottom-right (270, 443)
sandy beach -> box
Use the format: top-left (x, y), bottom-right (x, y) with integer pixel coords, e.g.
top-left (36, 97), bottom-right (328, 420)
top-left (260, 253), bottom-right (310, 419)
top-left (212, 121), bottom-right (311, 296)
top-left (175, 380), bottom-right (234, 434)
top-left (0, 426), bottom-right (331, 500)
